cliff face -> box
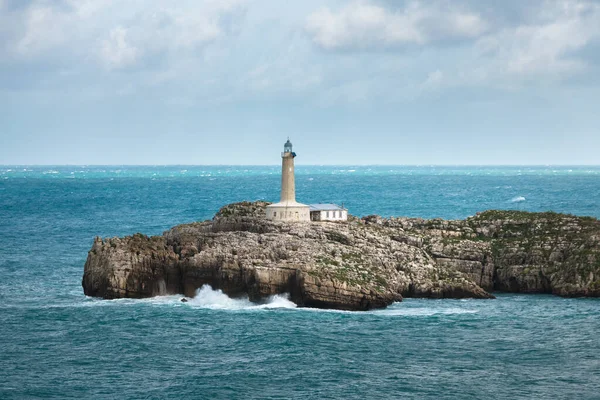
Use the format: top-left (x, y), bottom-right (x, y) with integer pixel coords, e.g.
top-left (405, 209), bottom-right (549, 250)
top-left (376, 210), bottom-right (600, 297)
top-left (82, 202), bottom-right (600, 310)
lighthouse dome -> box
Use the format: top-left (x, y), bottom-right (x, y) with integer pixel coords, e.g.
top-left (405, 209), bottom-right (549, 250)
top-left (284, 139), bottom-right (293, 153)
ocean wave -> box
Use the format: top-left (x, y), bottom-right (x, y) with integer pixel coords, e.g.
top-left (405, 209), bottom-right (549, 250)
top-left (373, 307), bottom-right (478, 317)
top-left (31, 287), bottom-right (297, 310)
top-left (510, 196), bottom-right (526, 203)
top-left (1, 166), bottom-right (599, 179)
top-left (186, 285), bottom-right (297, 310)
top-left (0, 295), bottom-right (181, 310)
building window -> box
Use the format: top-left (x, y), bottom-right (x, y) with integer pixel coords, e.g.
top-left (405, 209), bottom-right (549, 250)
top-left (274, 212), bottom-right (277, 218)
top-left (326, 211), bottom-right (330, 218)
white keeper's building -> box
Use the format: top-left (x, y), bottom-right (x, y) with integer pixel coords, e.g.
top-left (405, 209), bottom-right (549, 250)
top-left (309, 204), bottom-right (348, 222)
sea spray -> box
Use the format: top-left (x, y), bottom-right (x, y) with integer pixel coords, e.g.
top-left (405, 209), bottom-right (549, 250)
top-left (188, 285), bottom-right (296, 310)
top-left (157, 279), bottom-right (167, 295)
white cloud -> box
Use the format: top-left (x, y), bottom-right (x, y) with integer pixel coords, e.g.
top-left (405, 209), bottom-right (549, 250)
top-left (2, 0), bottom-right (247, 68)
top-left (474, 0), bottom-right (600, 77)
top-left (303, 0), bottom-right (600, 90)
top-left (100, 27), bottom-right (139, 70)
top-left (305, 1), bottom-right (487, 50)
top-left (506, 22), bottom-right (589, 75)
top-left (422, 69), bottom-right (444, 89)
top-left (14, 5), bottom-right (68, 56)
top-left (2, 0), bottom-right (599, 108)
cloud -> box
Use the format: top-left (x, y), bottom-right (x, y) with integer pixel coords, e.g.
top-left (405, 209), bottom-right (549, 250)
top-left (475, 0), bottom-right (600, 77)
top-left (1, 0), bottom-right (247, 69)
top-left (422, 69), bottom-right (444, 89)
top-left (1, 0), bottom-right (599, 108)
top-left (304, 0), bottom-right (600, 90)
top-left (96, 6), bottom-right (233, 70)
top-left (12, 4), bottom-right (67, 57)
top-left (100, 27), bottom-right (139, 70)
top-left (305, 1), bottom-right (488, 50)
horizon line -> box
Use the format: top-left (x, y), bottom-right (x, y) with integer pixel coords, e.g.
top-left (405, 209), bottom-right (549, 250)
top-left (2, 164), bottom-right (600, 167)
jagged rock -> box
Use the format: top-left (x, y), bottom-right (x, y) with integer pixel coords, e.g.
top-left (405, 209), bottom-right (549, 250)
top-left (398, 210), bottom-right (600, 297)
top-left (82, 203), bottom-right (600, 311)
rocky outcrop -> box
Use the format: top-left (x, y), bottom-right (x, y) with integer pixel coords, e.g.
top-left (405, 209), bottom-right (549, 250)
top-left (82, 202), bottom-right (600, 310)
top-left (379, 210), bottom-right (600, 298)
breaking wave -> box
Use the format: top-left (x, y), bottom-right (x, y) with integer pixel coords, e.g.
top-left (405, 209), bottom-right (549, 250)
top-left (510, 196), bottom-right (526, 203)
top-left (186, 285), bottom-right (297, 310)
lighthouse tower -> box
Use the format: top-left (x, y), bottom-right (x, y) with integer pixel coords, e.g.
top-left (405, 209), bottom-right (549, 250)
top-left (266, 139), bottom-right (310, 222)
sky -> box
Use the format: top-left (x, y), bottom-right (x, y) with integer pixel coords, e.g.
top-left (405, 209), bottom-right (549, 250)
top-left (1, 0), bottom-right (599, 165)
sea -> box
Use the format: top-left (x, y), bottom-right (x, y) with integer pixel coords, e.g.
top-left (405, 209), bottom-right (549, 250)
top-left (1, 165), bottom-right (599, 399)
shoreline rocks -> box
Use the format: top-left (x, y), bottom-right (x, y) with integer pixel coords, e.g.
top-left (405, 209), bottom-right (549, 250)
top-left (82, 202), bottom-right (600, 310)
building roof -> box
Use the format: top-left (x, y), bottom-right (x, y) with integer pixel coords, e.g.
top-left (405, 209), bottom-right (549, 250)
top-left (309, 204), bottom-right (346, 211)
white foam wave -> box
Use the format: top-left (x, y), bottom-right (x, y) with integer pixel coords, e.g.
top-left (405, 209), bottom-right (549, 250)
top-left (373, 307), bottom-right (478, 317)
top-left (0, 294), bottom-right (185, 310)
top-left (90, 295), bottom-right (183, 307)
top-left (187, 285), bottom-right (297, 310)
top-left (510, 196), bottom-right (526, 203)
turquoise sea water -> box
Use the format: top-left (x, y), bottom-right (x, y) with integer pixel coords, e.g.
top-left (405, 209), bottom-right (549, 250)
top-left (1, 165), bottom-right (599, 399)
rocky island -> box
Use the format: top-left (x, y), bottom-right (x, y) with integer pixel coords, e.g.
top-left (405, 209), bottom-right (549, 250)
top-left (82, 201), bottom-right (600, 310)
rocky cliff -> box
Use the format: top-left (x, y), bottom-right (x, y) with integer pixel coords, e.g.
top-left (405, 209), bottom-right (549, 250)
top-left (82, 202), bottom-right (600, 310)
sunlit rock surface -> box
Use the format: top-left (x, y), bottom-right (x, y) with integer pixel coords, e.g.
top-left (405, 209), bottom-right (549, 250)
top-left (83, 202), bottom-right (600, 310)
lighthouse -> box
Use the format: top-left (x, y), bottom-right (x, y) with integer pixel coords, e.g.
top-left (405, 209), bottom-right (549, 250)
top-left (266, 139), bottom-right (310, 222)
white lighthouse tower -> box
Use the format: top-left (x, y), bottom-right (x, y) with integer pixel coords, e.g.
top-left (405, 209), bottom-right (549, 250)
top-left (266, 139), bottom-right (310, 222)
